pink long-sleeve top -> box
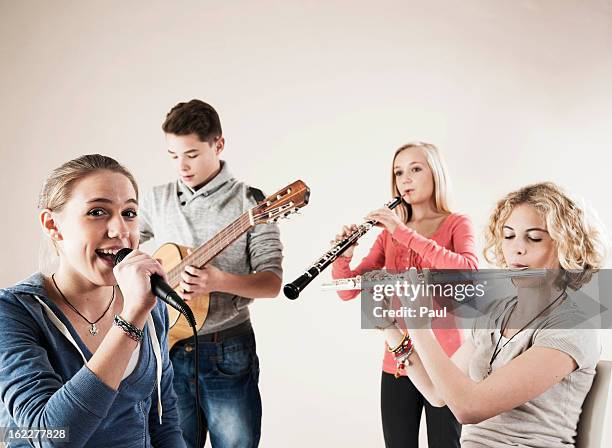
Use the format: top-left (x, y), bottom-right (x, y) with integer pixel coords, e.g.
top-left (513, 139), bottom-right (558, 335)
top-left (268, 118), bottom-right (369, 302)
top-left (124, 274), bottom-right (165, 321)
top-left (332, 213), bottom-right (478, 375)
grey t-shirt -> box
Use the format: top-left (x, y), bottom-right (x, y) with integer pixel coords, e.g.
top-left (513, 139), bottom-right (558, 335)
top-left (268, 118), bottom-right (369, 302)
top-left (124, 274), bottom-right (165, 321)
top-left (138, 161), bottom-right (283, 334)
top-left (461, 295), bottom-right (600, 448)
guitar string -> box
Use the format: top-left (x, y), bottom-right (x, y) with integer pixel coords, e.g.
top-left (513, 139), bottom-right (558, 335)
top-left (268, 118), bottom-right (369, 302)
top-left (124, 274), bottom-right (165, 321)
top-left (169, 201), bottom-right (300, 279)
top-left (166, 190), bottom-right (305, 284)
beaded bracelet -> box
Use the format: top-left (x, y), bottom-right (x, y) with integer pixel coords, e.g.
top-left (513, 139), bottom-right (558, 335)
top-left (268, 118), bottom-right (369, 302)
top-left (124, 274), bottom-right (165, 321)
top-left (394, 343), bottom-right (414, 378)
top-left (113, 314), bottom-right (144, 342)
top-left (387, 332), bottom-right (408, 353)
top-left (388, 332), bottom-right (414, 378)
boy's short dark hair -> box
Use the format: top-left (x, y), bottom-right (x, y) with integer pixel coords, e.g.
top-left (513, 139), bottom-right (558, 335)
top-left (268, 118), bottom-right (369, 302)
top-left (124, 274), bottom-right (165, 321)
top-left (162, 99), bottom-right (222, 144)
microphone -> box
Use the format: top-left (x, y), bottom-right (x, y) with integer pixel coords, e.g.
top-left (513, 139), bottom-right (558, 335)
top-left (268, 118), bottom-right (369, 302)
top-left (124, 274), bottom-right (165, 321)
top-left (114, 248), bottom-right (196, 327)
top-left (115, 249), bottom-right (203, 448)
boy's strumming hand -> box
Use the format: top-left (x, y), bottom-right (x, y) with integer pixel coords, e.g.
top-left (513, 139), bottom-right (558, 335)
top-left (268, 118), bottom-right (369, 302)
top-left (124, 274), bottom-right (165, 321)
top-left (179, 264), bottom-right (224, 300)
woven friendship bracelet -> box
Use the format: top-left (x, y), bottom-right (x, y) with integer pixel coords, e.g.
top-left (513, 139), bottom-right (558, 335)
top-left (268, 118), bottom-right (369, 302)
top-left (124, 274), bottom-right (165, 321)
top-left (387, 332), bottom-right (408, 353)
top-left (394, 343), bottom-right (415, 378)
top-left (113, 314), bottom-right (144, 342)
top-left (389, 333), bottom-right (414, 378)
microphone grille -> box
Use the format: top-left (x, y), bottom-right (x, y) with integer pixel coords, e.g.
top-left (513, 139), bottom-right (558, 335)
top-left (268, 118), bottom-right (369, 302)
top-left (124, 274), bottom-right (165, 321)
top-left (114, 248), bottom-right (133, 266)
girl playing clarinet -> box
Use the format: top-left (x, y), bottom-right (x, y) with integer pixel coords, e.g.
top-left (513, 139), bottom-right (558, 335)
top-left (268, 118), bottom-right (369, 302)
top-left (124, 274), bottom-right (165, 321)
top-left (332, 142), bottom-right (478, 448)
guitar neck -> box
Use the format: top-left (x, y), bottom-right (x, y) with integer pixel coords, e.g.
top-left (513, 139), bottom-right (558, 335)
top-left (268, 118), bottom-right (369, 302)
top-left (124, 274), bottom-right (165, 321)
top-left (167, 210), bottom-right (254, 285)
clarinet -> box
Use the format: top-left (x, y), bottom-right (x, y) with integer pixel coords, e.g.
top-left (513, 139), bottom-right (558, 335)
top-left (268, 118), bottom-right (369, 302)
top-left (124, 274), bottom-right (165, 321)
top-left (283, 196), bottom-right (402, 300)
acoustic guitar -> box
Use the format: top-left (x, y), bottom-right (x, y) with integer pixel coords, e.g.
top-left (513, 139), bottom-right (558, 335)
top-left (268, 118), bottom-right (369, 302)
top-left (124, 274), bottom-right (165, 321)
top-left (154, 180), bottom-right (310, 349)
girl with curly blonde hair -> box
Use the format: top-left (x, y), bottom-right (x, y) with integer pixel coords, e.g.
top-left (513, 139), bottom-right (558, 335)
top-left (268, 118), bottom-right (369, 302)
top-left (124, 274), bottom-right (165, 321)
top-left (385, 181), bottom-right (607, 447)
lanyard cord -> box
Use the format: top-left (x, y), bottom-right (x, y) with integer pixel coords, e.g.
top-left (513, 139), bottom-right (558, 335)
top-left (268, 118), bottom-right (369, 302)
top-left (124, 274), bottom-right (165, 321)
top-left (488, 289), bottom-right (567, 373)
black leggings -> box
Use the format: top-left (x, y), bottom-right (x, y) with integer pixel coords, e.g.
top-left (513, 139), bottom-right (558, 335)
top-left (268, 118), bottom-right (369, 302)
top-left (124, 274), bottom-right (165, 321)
top-left (381, 372), bottom-right (461, 448)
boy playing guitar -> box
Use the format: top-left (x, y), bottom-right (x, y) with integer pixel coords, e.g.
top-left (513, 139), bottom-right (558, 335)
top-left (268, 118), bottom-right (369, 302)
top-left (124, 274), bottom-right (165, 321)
top-left (139, 99), bottom-right (282, 448)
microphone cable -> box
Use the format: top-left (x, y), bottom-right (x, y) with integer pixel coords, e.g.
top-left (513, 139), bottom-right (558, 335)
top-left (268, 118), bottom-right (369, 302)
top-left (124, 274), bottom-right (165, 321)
top-left (114, 249), bottom-right (202, 448)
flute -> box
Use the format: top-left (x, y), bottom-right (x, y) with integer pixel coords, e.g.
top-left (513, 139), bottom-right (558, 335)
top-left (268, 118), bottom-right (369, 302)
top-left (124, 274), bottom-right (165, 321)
top-left (321, 268), bottom-right (548, 292)
top-left (283, 196), bottom-right (403, 300)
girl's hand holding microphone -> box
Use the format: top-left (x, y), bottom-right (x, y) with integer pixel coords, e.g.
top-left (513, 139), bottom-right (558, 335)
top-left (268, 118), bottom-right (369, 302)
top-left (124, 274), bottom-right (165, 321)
top-left (113, 249), bottom-right (167, 325)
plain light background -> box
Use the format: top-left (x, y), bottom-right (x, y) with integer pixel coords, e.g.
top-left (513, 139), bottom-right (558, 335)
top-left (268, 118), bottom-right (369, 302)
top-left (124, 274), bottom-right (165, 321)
top-left (1, 1), bottom-right (611, 446)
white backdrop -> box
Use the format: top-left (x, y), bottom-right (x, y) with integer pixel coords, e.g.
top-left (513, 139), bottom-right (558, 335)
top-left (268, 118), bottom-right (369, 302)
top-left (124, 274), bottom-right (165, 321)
top-left (1, 1), bottom-right (611, 446)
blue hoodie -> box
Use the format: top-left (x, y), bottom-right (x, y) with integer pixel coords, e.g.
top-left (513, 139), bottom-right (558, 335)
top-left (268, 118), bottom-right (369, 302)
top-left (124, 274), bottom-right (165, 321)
top-left (0, 273), bottom-right (186, 447)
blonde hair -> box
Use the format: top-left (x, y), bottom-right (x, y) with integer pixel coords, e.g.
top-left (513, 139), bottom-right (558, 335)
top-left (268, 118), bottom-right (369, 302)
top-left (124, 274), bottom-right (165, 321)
top-left (38, 154), bottom-right (138, 268)
top-left (39, 154), bottom-right (138, 212)
top-left (484, 182), bottom-right (608, 289)
top-left (390, 142), bottom-right (452, 223)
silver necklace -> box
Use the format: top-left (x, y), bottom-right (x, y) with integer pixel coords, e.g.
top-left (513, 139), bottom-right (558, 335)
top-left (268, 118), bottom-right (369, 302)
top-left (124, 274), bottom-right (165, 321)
top-left (487, 289), bottom-right (566, 376)
top-left (51, 274), bottom-right (115, 336)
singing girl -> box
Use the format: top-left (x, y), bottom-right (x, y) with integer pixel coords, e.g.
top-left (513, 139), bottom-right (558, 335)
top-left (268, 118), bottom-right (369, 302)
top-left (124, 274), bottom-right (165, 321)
top-left (0, 155), bottom-right (185, 447)
top-left (332, 142), bottom-right (478, 448)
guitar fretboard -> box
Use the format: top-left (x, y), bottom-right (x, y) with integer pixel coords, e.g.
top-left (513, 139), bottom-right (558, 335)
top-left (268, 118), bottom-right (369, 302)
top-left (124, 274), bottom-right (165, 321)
top-left (167, 211), bottom-right (253, 287)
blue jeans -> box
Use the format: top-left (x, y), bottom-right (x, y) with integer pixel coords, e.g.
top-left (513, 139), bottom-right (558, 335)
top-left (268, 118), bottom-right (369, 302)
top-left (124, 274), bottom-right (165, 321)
top-left (170, 328), bottom-right (262, 448)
